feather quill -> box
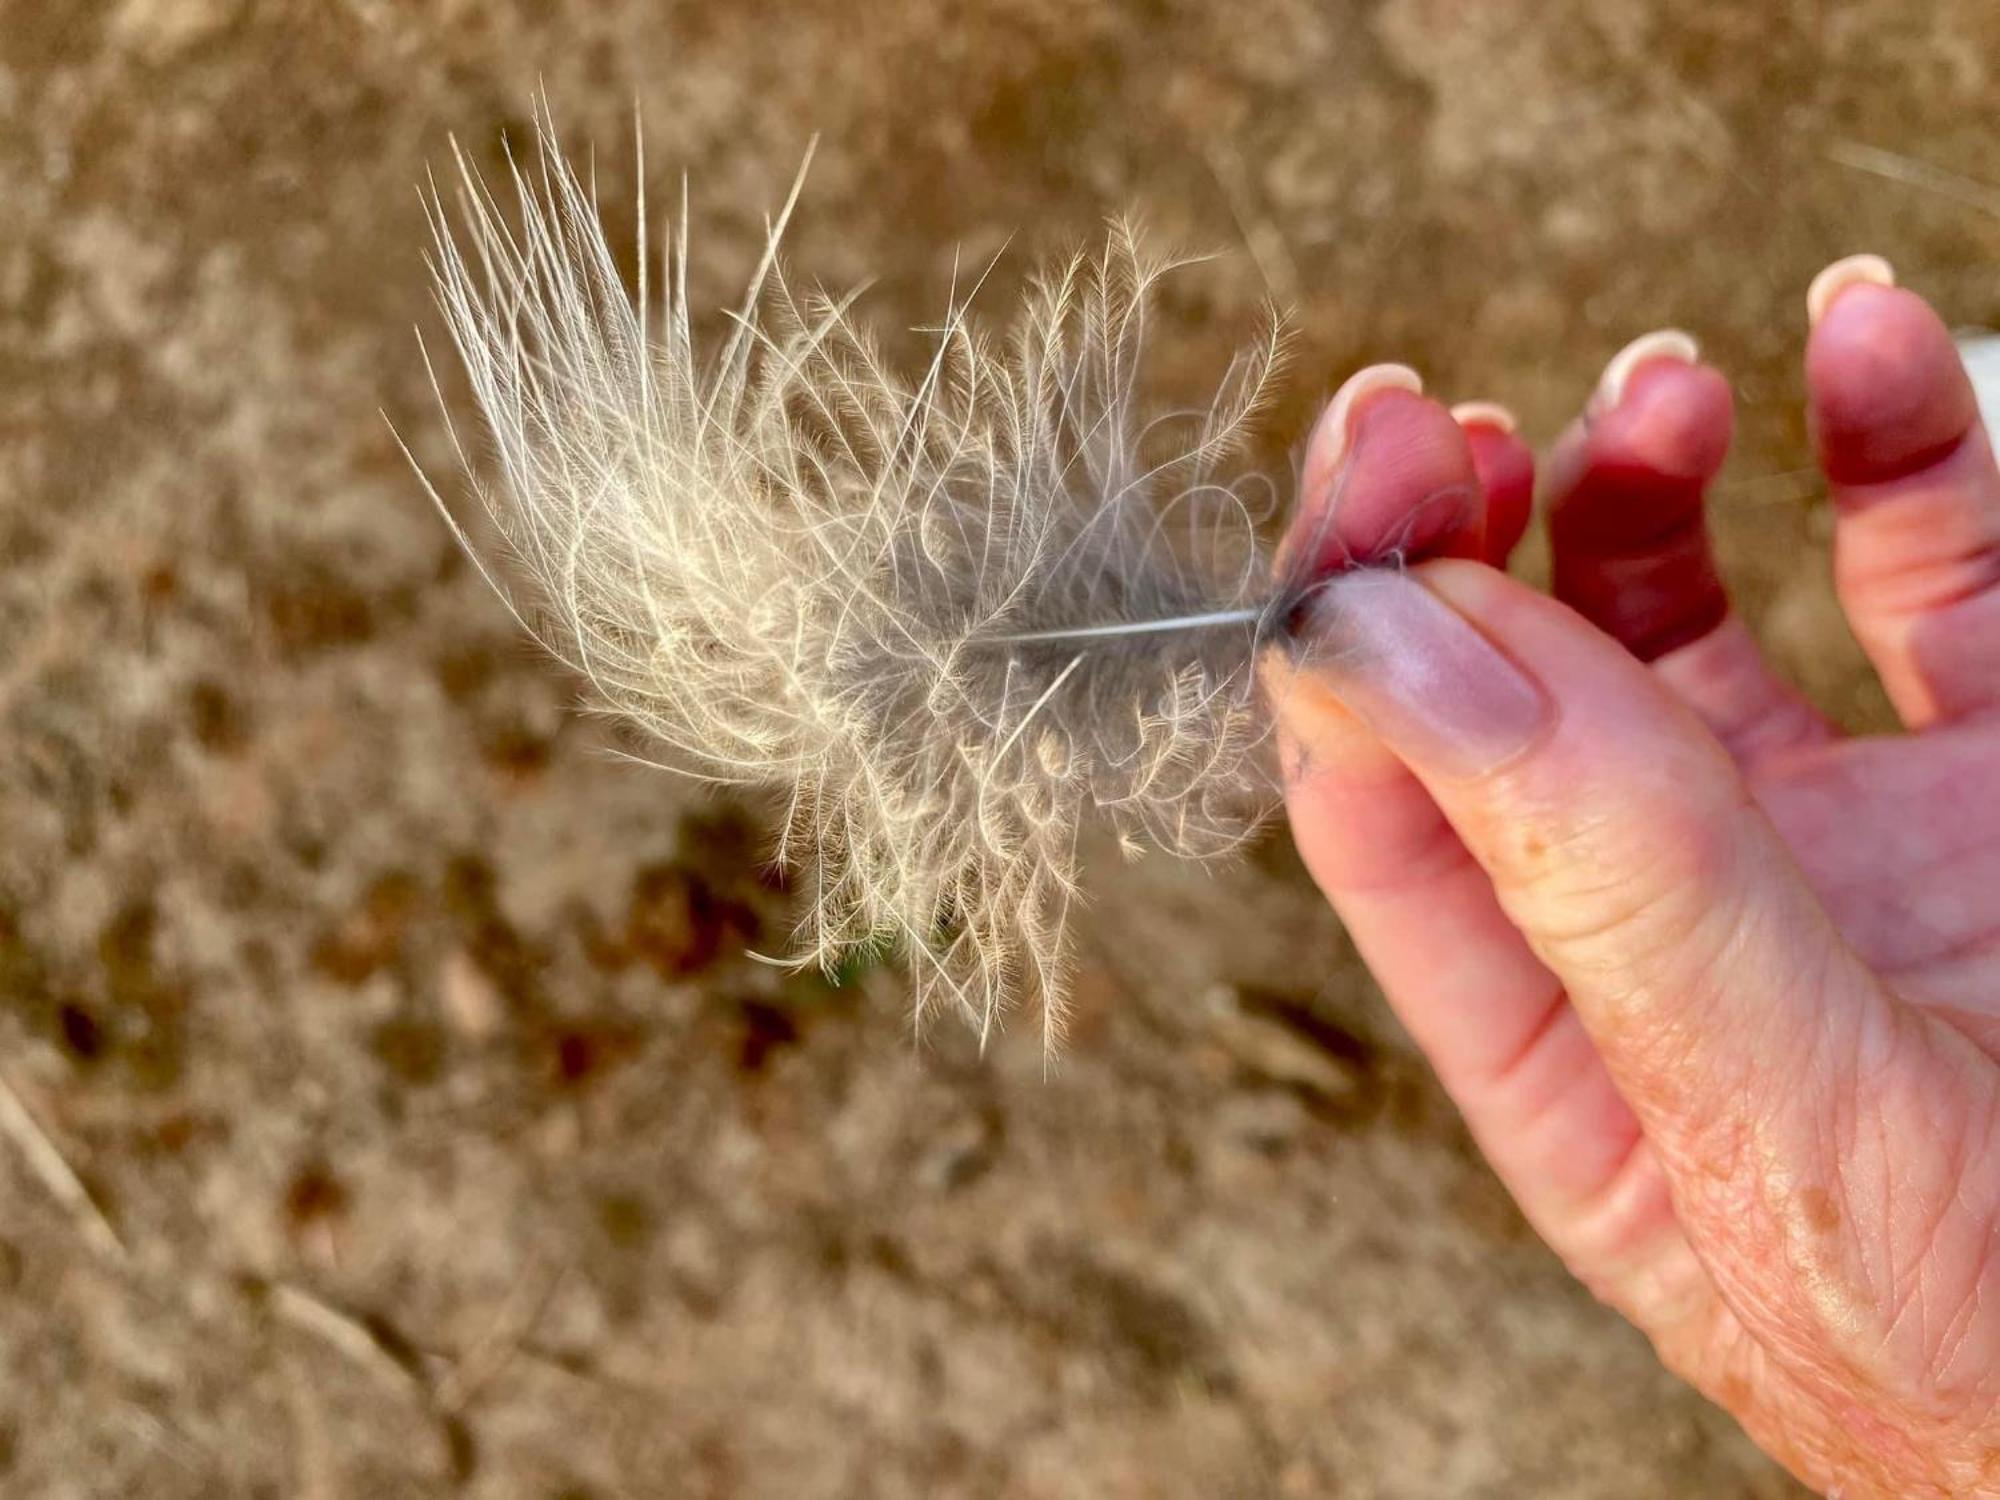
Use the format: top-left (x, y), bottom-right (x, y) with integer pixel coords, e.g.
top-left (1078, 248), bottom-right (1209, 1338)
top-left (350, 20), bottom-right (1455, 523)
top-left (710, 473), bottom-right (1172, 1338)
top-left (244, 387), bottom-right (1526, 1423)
top-left (414, 114), bottom-right (1309, 1048)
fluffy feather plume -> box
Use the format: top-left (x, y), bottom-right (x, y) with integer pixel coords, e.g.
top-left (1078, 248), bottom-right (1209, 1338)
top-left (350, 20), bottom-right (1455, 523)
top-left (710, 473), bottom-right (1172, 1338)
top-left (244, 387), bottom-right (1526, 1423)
top-left (412, 115), bottom-right (1301, 1048)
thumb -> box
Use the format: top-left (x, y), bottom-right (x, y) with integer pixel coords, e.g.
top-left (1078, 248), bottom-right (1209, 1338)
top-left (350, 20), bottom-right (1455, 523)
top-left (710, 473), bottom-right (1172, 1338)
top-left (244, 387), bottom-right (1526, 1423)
top-left (1289, 561), bottom-right (1877, 1129)
top-left (1285, 564), bottom-right (1991, 1372)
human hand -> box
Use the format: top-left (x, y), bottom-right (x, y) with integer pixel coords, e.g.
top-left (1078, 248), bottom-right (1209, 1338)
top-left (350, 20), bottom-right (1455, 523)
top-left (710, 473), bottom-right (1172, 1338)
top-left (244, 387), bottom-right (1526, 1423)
top-left (1274, 260), bottom-right (2000, 1497)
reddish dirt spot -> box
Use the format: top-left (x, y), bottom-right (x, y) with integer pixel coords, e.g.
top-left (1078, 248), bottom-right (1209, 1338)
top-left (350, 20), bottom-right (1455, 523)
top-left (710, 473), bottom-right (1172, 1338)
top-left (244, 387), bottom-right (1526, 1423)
top-left (736, 999), bottom-right (800, 1073)
top-left (186, 678), bottom-right (249, 754)
top-left (371, 1014), bottom-right (449, 1084)
top-left (283, 1161), bottom-right (351, 1236)
top-left (624, 864), bottom-right (758, 980)
top-left (433, 642), bottom-right (499, 702)
top-left (442, 855), bottom-right (544, 1008)
top-left (97, 898), bottom-right (190, 1090)
top-left (262, 561), bottom-right (377, 656)
top-left (545, 1018), bottom-right (640, 1090)
top-left (57, 1000), bottom-right (106, 1063)
top-left (480, 722), bottom-right (553, 780)
top-left (311, 869), bottom-right (423, 985)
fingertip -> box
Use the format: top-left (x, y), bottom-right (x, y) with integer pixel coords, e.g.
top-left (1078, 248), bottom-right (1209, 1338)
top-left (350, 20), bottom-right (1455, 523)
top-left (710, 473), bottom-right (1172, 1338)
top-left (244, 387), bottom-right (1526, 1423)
top-left (1807, 283), bottom-right (1982, 486)
top-left (1547, 358), bottom-right (1735, 662)
top-left (1806, 253), bottom-right (1895, 329)
top-left (1291, 565), bottom-right (1553, 783)
top-left (1304, 364), bottom-right (1426, 476)
top-left (1593, 329), bottom-right (1701, 416)
top-left (1291, 377), bottom-right (1484, 575)
top-left (1449, 401), bottom-right (1517, 435)
top-left (1807, 279), bottom-right (2000, 726)
top-left (1588, 359), bottom-right (1736, 486)
top-left (1457, 418), bottom-right (1536, 565)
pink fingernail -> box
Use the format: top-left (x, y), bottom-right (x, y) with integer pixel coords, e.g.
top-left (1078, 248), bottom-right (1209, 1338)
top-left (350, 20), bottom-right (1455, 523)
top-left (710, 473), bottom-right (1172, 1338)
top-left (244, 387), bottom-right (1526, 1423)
top-left (1807, 254), bottom-right (1896, 326)
top-left (1292, 569), bottom-right (1549, 779)
top-left (1317, 364), bottom-right (1424, 472)
top-left (1450, 401), bottom-right (1518, 435)
top-left (1593, 329), bottom-right (1699, 416)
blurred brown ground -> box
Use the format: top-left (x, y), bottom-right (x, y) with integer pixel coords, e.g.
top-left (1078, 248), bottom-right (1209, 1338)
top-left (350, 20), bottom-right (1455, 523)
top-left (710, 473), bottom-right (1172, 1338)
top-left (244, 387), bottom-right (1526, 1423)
top-left (0, 2), bottom-right (1995, 1496)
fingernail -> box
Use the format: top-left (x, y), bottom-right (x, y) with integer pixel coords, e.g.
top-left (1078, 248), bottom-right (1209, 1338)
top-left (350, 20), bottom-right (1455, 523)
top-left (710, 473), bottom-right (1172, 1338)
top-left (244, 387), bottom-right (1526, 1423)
top-left (1450, 401), bottom-right (1518, 435)
top-left (1290, 569), bottom-right (1550, 779)
top-left (1593, 329), bottom-right (1699, 416)
top-left (1317, 363), bottom-right (1424, 472)
top-left (1807, 254), bottom-right (1896, 326)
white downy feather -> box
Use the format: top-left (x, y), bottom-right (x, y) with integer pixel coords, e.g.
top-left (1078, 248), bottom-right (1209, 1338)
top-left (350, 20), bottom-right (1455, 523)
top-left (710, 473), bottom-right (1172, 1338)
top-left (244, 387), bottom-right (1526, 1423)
top-left (412, 114), bottom-right (1301, 1050)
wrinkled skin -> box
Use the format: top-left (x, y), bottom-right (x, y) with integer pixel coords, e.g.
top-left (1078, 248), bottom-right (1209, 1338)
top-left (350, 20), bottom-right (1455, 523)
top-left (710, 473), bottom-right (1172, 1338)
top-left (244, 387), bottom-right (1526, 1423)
top-left (1275, 271), bottom-right (2000, 1496)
